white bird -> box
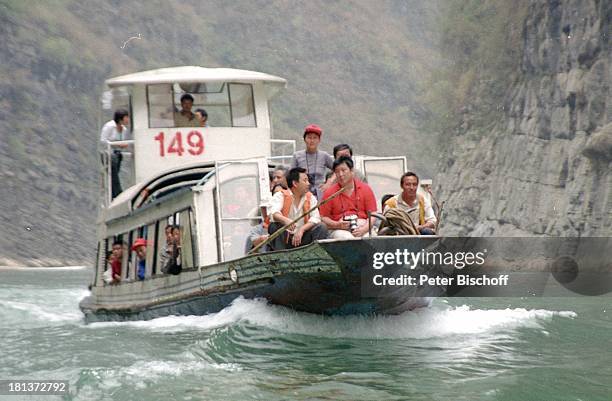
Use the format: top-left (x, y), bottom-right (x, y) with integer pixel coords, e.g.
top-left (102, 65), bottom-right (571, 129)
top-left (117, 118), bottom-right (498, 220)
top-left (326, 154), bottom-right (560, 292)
top-left (121, 33), bottom-right (142, 49)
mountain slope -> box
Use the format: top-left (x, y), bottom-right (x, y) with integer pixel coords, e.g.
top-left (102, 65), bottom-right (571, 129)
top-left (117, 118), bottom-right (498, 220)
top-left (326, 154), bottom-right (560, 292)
top-left (0, 0), bottom-right (441, 265)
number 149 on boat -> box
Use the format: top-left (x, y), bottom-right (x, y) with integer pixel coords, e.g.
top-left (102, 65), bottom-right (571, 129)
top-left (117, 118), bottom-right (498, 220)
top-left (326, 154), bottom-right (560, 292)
top-left (154, 131), bottom-right (205, 157)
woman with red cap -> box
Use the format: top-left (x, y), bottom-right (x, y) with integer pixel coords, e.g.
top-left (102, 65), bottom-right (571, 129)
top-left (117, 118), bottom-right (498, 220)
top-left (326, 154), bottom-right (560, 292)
top-left (290, 124), bottom-right (334, 199)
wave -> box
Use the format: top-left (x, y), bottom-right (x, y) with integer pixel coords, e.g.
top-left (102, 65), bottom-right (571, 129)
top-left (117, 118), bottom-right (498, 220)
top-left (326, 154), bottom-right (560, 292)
top-left (87, 297), bottom-right (576, 339)
top-left (74, 357), bottom-right (244, 398)
top-left (0, 289), bottom-right (89, 327)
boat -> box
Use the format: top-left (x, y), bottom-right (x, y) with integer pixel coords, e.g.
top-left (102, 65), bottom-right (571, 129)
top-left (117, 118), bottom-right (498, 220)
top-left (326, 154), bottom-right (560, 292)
top-left (79, 66), bottom-right (445, 322)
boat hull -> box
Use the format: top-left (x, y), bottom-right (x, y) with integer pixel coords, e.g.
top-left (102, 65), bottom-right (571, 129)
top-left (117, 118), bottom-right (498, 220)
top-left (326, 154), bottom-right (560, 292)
top-left (80, 236), bottom-right (445, 322)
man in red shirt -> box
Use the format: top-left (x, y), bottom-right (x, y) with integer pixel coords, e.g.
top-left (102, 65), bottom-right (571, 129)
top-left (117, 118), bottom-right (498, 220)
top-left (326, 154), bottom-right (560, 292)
top-left (320, 156), bottom-right (378, 239)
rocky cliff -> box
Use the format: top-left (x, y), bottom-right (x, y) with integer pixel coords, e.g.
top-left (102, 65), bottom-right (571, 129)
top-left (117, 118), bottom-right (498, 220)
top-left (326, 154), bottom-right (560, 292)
top-left (436, 0), bottom-right (611, 237)
top-left (1, 0), bottom-right (608, 267)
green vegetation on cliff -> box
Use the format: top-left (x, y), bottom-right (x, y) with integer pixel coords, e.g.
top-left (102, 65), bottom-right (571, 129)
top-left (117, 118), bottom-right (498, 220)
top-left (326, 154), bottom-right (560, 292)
top-left (424, 0), bottom-right (529, 142)
top-left (0, 0), bottom-right (442, 265)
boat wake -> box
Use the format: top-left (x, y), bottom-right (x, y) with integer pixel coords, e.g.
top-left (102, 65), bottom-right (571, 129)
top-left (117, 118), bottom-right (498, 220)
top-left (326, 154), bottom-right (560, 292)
top-left (88, 297), bottom-right (576, 339)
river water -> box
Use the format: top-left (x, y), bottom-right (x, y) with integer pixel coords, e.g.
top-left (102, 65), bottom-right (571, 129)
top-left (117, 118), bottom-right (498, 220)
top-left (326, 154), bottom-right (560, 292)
top-left (1, 266), bottom-right (610, 401)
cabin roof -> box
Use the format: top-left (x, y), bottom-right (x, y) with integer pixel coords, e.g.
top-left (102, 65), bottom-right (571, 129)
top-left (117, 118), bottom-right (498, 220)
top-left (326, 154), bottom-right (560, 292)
top-left (106, 66), bottom-right (287, 87)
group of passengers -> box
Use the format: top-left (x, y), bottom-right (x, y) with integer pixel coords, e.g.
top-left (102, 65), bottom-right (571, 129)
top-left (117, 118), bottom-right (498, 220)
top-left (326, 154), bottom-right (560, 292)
top-left (174, 94), bottom-right (209, 127)
top-left (245, 124), bottom-right (438, 254)
top-left (104, 224), bottom-right (183, 284)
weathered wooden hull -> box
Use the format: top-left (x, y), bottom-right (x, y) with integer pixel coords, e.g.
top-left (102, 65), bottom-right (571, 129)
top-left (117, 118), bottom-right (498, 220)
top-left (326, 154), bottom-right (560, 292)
top-left (80, 236), bottom-right (445, 322)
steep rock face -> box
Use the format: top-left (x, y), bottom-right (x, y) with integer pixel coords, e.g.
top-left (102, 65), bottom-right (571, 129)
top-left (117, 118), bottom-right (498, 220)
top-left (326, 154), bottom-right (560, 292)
top-left (437, 0), bottom-right (610, 237)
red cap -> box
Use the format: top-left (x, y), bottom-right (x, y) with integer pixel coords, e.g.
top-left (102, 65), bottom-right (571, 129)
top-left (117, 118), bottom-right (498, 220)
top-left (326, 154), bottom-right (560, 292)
top-left (131, 238), bottom-right (147, 251)
top-left (304, 124), bottom-right (322, 137)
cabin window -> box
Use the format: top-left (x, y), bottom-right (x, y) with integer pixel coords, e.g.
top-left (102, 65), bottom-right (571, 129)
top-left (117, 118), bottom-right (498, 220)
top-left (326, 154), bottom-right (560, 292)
top-left (126, 226), bottom-right (155, 281)
top-left (147, 84), bottom-right (175, 128)
top-left (156, 218), bottom-right (172, 274)
top-left (155, 210), bottom-right (195, 273)
top-left (178, 209), bottom-right (195, 269)
top-left (147, 83), bottom-right (256, 128)
top-left (101, 234), bottom-right (128, 284)
top-left (229, 84), bottom-right (256, 127)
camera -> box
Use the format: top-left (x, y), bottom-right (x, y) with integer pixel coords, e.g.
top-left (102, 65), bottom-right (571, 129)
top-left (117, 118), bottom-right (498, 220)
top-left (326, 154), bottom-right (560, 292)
top-left (343, 214), bottom-right (358, 232)
top-left (307, 173), bottom-right (316, 193)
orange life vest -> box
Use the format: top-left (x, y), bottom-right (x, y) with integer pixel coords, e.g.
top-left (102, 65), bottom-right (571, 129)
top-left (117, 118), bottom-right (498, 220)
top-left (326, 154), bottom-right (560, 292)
top-left (280, 189), bottom-right (313, 223)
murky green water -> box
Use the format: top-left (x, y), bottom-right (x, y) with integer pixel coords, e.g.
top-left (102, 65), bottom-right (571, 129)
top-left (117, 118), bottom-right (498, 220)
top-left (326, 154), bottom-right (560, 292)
top-left (0, 267), bottom-right (610, 400)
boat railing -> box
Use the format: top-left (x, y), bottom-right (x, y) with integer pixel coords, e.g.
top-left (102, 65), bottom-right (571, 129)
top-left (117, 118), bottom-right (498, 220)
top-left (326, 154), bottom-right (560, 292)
top-left (270, 139), bottom-right (295, 166)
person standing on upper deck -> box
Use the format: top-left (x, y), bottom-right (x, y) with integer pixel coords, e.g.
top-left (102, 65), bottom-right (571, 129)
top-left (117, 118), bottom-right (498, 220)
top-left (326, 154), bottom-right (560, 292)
top-left (100, 109), bottom-right (130, 199)
top-left (290, 124), bottom-right (333, 200)
top-left (174, 94), bottom-right (199, 126)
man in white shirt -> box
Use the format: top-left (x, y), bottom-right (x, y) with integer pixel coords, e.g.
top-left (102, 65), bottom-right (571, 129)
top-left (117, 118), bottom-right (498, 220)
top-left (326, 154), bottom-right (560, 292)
top-left (100, 109), bottom-right (130, 198)
top-left (267, 167), bottom-right (328, 250)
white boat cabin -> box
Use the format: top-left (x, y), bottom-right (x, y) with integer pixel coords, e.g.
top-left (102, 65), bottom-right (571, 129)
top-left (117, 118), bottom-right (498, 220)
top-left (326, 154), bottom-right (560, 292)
top-left (95, 66), bottom-right (411, 287)
top-left (100, 66), bottom-right (291, 203)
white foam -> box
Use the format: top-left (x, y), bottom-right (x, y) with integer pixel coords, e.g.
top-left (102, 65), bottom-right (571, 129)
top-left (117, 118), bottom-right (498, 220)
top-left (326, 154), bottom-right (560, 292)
top-left (95, 358), bottom-right (234, 389)
top-left (226, 300), bottom-right (577, 339)
top-left (4, 301), bottom-right (80, 322)
top-left (88, 299), bottom-right (254, 331)
top-left (87, 297), bottom-right (577, 340)
top-left (0, 289), bottom-right (89, 326)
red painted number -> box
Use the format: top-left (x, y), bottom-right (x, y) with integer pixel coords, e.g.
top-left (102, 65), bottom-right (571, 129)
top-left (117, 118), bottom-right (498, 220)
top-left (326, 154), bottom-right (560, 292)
top-left (154, 132), bottom-right (165, 156)
top-left (154, 131), bottom-right (204, 157)
top-left (168, 132), bottom-right (185, 156)
top-left (187, 131), bottom-right (204, 155)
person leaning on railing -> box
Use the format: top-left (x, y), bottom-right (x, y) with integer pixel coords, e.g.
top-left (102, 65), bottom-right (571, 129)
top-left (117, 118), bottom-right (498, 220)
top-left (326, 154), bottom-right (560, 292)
top-left (131, 238), bottom-right (147, 281)
top-left (161, 225), bottom-right (182, 275)
top-left (100, 109), bottom-right (130, 198)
